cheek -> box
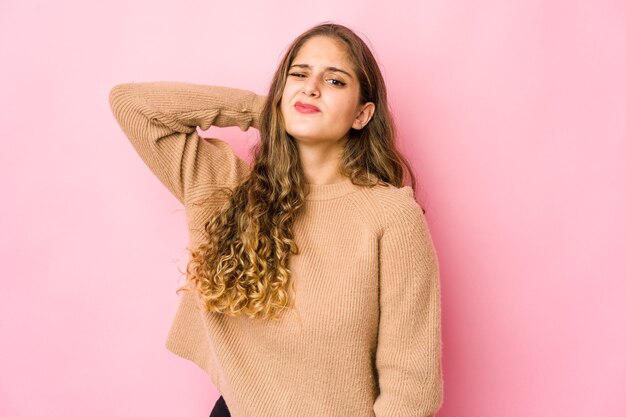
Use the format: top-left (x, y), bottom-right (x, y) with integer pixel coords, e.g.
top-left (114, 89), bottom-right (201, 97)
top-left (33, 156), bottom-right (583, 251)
top-left (335, 99), bottom-right (359, 123)
top-left (282, 82), bottom-right (296, 101)
top-left (279, 95), bottom-right (288, 119)
top-left (327, 91), bottom-right (358, 115)
top-left (280, 86), bottom-right (293, 112)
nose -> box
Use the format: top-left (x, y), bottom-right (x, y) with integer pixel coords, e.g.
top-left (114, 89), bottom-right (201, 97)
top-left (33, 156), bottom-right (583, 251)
top-left (302, 74), bottom-right (320, 97)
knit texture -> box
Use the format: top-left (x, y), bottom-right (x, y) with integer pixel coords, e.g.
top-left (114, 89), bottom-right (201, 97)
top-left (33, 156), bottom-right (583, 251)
top-left (109, 81), bottom-right (443, 417)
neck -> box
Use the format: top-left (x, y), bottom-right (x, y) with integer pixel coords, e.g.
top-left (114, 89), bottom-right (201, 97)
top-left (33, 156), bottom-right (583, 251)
top-left (295, 136), bottom-right (348, 185)
top-left (304, 176), bottom-right (356, 200)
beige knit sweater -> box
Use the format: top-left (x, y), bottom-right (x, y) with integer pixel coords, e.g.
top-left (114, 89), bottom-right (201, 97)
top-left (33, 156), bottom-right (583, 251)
top-left (108, 81), bottom-right (443, 417)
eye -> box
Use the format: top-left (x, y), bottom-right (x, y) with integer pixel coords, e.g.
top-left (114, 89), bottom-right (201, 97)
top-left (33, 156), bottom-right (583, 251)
top-left (328, 79), bottom-right (346, 87)
top-left (288, 72), bottom-right (306, 78)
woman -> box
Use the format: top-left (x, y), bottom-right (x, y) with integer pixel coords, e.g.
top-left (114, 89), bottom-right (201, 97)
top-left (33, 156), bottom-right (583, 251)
top-left (109, 22), bottom-right (443, 417)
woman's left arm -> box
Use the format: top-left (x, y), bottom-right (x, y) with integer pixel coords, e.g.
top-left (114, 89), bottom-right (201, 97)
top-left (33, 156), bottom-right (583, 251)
top-left (373, 194), bottom-right (444, 417)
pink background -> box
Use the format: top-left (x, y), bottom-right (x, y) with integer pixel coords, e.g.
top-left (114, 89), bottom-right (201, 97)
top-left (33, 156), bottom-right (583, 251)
top-left (1, 1), bottom-right (625, 416)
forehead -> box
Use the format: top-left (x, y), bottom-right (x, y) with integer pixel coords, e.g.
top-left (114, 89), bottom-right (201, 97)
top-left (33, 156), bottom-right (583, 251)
top-left (292, 36), bottom-right (354, 73)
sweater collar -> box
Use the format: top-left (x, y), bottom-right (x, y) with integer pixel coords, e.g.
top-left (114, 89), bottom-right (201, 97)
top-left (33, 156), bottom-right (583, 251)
top-left (304, 177), bottom-right (358, 201)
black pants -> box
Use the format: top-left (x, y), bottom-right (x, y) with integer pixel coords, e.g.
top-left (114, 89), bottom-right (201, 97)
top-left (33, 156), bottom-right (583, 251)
top-left (209, 395), bottom-right (231, 417)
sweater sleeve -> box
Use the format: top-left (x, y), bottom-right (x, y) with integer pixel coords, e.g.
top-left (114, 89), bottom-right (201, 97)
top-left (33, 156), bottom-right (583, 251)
top-left (108, 81), bottom-right (265, 204)
top-left (373, 193), bottom-right (444, 417)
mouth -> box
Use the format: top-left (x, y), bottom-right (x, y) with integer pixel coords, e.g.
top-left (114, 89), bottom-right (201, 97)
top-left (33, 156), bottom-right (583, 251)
top-left (295, 101), bottom-right (320, 114)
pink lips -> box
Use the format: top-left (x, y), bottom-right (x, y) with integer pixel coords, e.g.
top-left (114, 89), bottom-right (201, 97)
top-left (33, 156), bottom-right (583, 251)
top-left (295, 101), bottom-right (320, 114)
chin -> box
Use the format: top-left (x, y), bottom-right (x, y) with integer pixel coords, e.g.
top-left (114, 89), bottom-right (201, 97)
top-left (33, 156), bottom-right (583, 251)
top-left (285, 127), bottom-right (321, 142)
top-left (288, 133), bottom-right (318, 143)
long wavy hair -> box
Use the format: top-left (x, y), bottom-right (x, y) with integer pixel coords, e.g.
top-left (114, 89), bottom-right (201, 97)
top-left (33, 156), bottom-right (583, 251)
top-left (178, 22), bottom-right (421, 320)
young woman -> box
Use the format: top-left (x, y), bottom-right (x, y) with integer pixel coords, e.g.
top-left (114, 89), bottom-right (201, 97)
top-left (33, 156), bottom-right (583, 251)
top-left (109, 22), bottom-right (443, 417)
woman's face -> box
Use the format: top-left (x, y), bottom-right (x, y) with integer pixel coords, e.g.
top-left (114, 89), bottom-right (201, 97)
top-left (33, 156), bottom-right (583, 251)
top-left (280, 36), bottom-right (374, 146)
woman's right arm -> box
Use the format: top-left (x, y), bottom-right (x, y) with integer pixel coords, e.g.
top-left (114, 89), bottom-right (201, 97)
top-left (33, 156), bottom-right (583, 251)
top-left (108, 81), bottom-right (266, 205)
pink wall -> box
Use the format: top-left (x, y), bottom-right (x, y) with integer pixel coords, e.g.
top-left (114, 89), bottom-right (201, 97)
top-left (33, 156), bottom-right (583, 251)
top-left (1, 1), bottom-right (625, 416)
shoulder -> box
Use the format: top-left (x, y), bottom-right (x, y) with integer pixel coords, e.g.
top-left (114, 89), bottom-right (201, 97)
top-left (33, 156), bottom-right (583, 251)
top-left (371, 183), bottom-right (423, 221)
top-left (369, 184), bottom-right (437, 264)
top-left (348, 181), bottom-right (425, 235)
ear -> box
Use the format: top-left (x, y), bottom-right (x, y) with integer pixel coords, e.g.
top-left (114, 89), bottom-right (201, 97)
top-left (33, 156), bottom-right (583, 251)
top-left (352, 102), bottom-right (376, 130)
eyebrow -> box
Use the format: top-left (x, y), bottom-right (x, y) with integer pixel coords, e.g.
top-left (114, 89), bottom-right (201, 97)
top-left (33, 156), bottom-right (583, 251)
top-left (289, 64), bottom-right (354, 79)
